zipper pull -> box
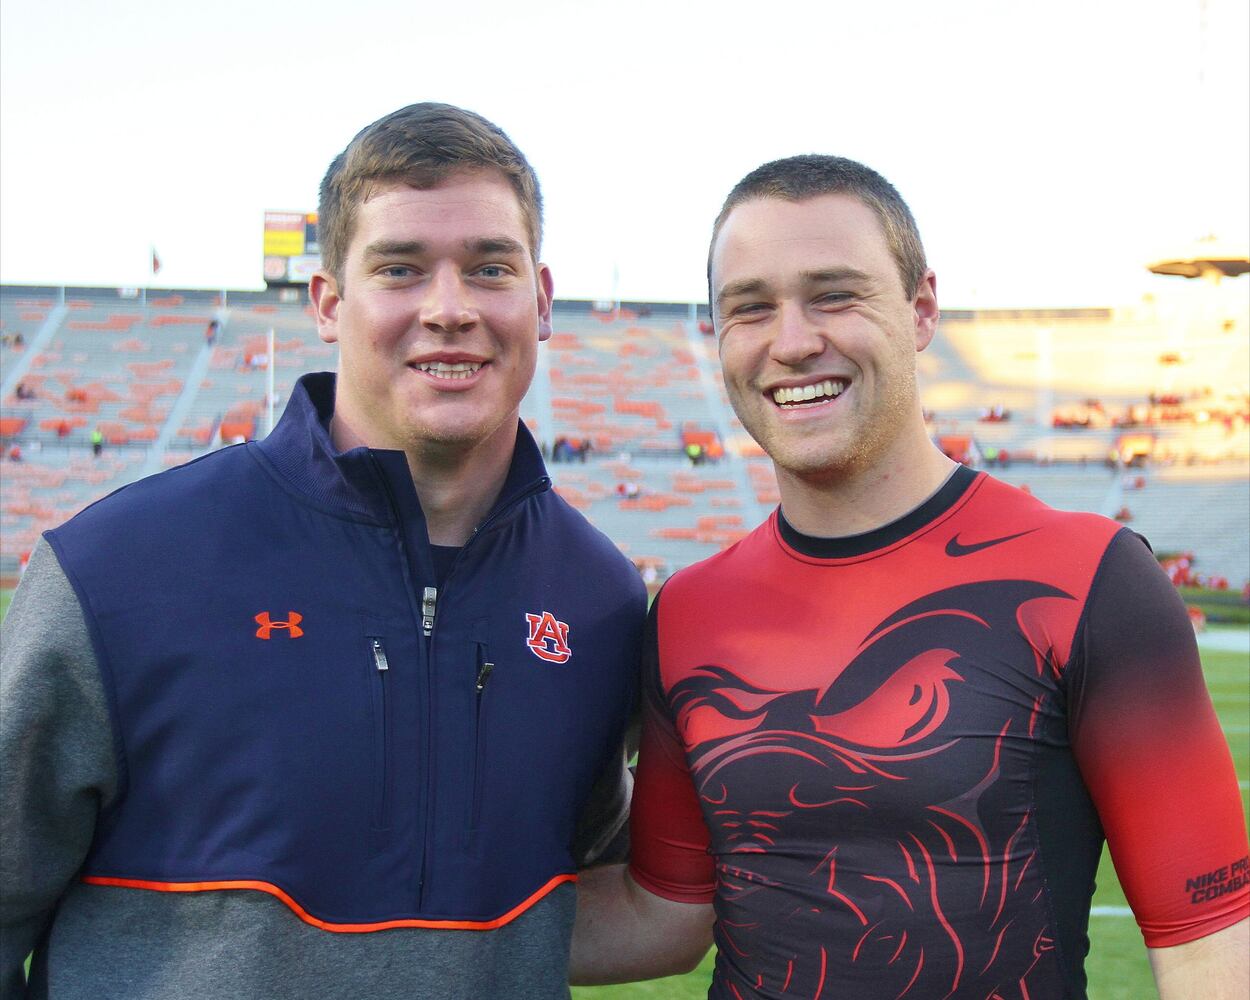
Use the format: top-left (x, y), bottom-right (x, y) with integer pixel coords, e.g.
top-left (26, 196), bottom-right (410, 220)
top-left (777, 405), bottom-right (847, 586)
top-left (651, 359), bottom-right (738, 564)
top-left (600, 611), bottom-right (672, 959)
top-left (475, 661), bottom-right (495, 694)
top-left (421, 587), bottom-right (438, 637)
top-left (371, 638), bottom-right (389, 671)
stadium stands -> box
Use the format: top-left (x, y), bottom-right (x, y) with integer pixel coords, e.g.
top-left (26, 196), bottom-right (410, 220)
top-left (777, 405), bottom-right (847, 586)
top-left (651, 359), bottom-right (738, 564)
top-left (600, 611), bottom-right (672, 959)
top-left (2, 286), bottom-right (1247, 593)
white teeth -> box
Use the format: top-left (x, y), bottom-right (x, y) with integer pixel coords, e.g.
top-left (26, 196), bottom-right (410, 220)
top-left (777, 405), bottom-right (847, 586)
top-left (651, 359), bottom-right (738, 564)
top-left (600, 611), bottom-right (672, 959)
top-left (771, 380), bottom-right (844, 405)
top-left (417, 361), bottom-right (482, 380)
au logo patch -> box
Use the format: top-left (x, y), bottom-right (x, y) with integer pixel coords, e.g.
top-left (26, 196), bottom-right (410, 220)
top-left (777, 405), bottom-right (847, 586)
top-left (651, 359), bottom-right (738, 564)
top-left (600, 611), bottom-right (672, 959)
top-left (525, 611), bottom-right (572, 663)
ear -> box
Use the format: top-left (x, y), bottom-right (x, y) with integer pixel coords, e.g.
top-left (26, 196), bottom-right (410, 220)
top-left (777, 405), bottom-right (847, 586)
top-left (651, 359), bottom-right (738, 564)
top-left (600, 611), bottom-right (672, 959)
top-left (536, 263), bottom-right (555, 341)
top-left (912, 270), bottom-right (939, 352)
top-left (309, 271), bottom-right (342, 345)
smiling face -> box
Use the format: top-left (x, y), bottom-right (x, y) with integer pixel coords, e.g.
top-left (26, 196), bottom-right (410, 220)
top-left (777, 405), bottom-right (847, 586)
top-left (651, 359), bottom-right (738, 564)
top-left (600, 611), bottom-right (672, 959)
top-left (711, 193), bottom-right (938, 490)
top-left (310, 169), bottom-right (553, 464)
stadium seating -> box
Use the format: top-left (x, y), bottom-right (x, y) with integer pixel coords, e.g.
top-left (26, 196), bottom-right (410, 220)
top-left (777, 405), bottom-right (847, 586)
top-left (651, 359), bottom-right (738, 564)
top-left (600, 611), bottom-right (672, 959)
top-left (2, 286), bottom-right (1247, 593)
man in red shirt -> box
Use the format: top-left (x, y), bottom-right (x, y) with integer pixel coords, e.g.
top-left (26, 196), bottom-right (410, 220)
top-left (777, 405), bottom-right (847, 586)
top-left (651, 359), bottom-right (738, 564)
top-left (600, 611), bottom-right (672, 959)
top-left (570, 155), bottom-right (1248, 999)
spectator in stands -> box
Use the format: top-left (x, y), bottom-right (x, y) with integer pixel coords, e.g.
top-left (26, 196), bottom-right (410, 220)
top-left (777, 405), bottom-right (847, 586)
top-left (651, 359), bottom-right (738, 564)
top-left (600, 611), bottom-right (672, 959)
top-left (89, 427), bottom-right (103, 457)
top-left (13, 381), bottom-right (35, 401)
top-left (1, 102), bottom-right (645, 1000)
top-left (205, 318), bottom-right (219, 346)
top-left (55, 419), bottom-right (70, 439)
top-left (7, 444), bottom-right (21, 462)
top-left (570, 154), bottom-right (1248, 998)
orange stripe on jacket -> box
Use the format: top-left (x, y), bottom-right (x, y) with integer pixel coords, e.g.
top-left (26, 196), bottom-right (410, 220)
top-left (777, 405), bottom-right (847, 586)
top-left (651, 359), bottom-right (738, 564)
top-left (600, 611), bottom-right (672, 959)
top-left (80, 872), bottom-right (577, 932)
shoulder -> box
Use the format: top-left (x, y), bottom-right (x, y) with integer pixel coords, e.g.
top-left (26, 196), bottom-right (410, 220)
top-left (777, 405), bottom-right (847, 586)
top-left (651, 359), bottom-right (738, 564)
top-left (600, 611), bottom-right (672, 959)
top-left (656, 516), bottom-right (774, 618)
top-left (54, 444), bottom-right (259, 537)
top-left (962, 472), bottom-right (1123, 551)
top-left (536, 489), bottom-right (647, 590)
top-left (46, 444), bottom-right (268, 576)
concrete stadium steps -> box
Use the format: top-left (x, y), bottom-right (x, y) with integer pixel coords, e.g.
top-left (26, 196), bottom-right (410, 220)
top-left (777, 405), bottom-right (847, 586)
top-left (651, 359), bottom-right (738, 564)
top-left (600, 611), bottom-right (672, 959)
top-left (987, 464), bottom-right (1250, 584)
top-left (929, 311), bottom-right (1250, 463)
top-left (175, 301), bottom-right (330, 450)
top-left (543, 306), bottom-right (718, 456)
top-left (2, 288), bottom-right (1247, 590)
top-left (1116, 467), bottom-right (1250, 584)
top-left (987, 465), bottom-right (1122, 515)
top-left (0, 445), bottom-right (145, 562)
top-left (0, 294), bottom-right (57, 351)
top-left (549, 454), bottom-right (753, 571)
top-left (7, 292), bottom-right (218, 451)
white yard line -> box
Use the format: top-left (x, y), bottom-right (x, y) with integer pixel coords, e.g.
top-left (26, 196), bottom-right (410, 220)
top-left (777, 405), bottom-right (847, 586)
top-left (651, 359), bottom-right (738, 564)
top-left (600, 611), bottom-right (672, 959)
top-left (1090, 906), bottom-right (1133, 917)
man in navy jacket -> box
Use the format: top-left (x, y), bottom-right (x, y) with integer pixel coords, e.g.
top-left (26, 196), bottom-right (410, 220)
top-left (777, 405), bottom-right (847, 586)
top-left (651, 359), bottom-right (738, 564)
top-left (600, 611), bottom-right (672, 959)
top-left (0, 103), bottom-right (647, 1000)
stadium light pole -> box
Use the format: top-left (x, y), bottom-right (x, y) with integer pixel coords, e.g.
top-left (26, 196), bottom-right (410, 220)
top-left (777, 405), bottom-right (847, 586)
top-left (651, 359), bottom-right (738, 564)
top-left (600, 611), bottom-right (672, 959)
top-left (266, 327), bottom-right (276, 436)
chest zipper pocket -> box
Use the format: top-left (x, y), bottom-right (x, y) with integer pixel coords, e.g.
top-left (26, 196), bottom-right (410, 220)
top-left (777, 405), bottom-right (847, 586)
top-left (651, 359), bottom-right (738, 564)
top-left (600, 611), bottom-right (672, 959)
top-left (369, 637), bottom-right (392, 830)
top-left (469, 642), bottom-right (495, 842)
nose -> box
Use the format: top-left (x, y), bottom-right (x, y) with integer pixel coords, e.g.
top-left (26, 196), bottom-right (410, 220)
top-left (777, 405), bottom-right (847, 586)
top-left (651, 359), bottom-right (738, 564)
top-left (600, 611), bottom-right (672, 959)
top-left (420, 266), bottom-right (476, 334)
top-left (769, 302), bottom-right (825, 366)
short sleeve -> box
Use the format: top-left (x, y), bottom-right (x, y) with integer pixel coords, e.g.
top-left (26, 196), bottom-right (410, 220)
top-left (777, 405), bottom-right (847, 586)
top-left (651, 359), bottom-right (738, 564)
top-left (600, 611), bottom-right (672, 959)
top-left (627, 590), bottom-right (716, 902)
top-left (1067, 529), bottom-right (1249, 947)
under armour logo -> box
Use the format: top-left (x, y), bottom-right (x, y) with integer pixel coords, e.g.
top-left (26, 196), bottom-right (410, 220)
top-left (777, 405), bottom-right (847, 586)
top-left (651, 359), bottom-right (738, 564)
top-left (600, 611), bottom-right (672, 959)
top-left (255, 611), bottom-right (304, 639)
top-left (525, 611), bottom-right (572, 663)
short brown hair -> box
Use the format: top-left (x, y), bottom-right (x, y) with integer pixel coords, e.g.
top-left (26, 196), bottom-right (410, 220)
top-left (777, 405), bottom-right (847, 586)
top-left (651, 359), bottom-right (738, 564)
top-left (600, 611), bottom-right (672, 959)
top-left (318, 102), bottom-right (543, 285)
top-left (708, 154), bottom-right (927, 301)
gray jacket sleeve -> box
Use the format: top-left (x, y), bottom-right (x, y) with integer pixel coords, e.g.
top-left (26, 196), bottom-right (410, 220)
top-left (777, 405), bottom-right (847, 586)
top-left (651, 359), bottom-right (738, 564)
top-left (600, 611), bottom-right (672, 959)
top-left (0, 537), bottom-right (117, 998)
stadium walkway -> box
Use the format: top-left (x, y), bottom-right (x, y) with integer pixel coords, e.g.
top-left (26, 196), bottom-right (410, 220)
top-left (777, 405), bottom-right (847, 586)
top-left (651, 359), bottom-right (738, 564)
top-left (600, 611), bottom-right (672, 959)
top-left (0, 305), bottom-right (67, 398)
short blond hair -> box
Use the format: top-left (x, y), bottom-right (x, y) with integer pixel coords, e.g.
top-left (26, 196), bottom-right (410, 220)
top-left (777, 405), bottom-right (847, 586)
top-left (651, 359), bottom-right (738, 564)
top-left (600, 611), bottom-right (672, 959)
top-left (709, 154), bottom-right (927, 300)
top-left (318, 102), bottom-right (543, 286)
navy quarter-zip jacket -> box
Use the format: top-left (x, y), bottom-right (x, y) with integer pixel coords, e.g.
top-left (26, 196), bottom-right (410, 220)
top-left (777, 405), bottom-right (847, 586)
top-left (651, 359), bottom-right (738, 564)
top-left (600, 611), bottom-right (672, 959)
top-left (2, 372), bottom-right (645, 998)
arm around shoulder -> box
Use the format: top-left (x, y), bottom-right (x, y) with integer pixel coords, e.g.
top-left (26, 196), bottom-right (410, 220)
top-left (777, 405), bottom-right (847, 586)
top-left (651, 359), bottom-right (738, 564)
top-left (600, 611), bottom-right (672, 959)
top-left (1149, 917), bottom-right (1248, 1000)
top-left (570, 863), bottom-right (714, 985)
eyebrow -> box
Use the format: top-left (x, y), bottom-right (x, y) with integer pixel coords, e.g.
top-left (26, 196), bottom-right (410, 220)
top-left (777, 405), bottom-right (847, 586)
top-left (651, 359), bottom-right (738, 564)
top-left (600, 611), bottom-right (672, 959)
top-left (361, 240), bottom-right (426, 262)
top-left (714, 278), bottom-right (768, 309)
top-left (361, 237), bottom-right (528, 262)
top-left (800, 267), bottom-right (874, 286)
top-left (715, 268), bottom-right (875, 309)
top-left (470, 237), bottom-right (527, 257)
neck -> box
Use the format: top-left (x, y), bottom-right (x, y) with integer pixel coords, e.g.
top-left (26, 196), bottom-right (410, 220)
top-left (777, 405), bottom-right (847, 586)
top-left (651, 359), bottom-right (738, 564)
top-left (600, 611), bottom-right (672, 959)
top-left (406, 432), bottom-right (516, 546)
top-left (329, 412), bottom-right (519, 547)
top-left (407, 452), bottom-right (510, 547)
top-left (776, 432), bottom-right (957, 539)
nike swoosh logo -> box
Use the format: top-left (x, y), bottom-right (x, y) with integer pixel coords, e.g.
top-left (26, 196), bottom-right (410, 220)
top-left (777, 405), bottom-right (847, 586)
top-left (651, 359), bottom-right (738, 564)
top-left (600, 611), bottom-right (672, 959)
top-left (945, 529), bottom-right (1038, 557)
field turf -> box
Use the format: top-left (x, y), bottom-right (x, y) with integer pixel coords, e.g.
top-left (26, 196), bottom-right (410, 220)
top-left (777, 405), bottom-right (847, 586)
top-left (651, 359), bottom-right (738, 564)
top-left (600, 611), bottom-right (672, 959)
top-left (0, 590), bottom-right (1244, 998)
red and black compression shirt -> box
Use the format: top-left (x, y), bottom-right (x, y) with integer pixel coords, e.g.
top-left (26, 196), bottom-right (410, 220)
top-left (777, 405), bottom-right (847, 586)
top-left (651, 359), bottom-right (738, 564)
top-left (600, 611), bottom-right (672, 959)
top-left (630, 467), bottom-right (1248, 1000)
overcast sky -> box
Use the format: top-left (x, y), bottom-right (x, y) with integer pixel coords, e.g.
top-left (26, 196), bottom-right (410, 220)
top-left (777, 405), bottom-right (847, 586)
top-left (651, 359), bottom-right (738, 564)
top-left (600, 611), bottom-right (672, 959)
top-left (1, 0), bottom-right (1246, 308)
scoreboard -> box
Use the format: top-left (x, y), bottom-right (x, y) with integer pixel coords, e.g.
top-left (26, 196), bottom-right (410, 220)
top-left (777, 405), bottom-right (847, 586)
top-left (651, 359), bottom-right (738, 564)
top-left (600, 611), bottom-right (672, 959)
top-left (263, 211), bottom-right (320, 286)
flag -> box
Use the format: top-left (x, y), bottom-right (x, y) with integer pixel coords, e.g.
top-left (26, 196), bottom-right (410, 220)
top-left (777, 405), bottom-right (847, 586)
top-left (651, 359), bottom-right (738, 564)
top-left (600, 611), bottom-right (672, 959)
top-left (151, 247), bottom-right (162, 275)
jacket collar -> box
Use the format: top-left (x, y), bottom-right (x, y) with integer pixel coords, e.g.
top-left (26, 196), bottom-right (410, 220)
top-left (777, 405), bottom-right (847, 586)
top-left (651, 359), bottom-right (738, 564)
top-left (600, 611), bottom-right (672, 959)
top-left (256, 372), bottom-right (550, 526)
